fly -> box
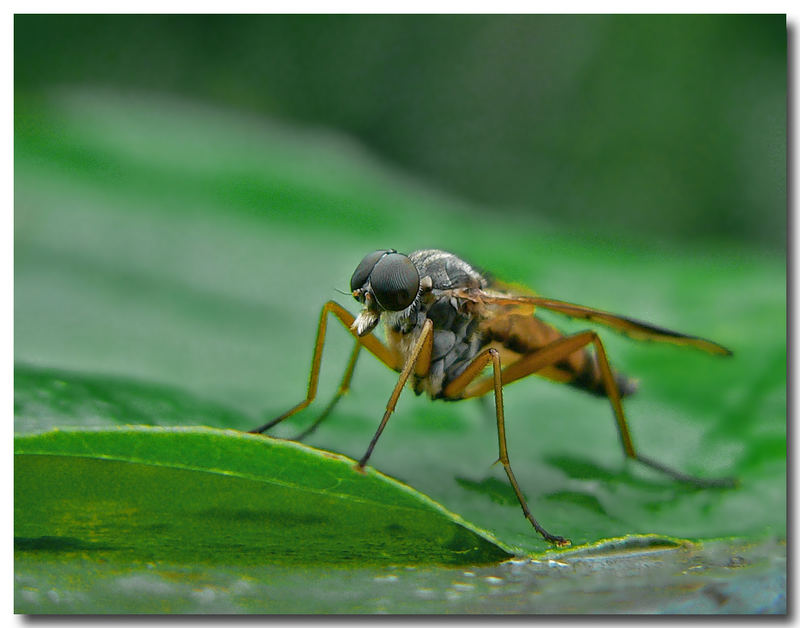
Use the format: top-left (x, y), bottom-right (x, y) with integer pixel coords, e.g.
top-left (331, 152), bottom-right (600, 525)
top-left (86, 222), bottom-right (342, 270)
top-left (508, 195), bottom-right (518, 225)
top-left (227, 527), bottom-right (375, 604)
top-left (251, 248), bottom-right (735, 546)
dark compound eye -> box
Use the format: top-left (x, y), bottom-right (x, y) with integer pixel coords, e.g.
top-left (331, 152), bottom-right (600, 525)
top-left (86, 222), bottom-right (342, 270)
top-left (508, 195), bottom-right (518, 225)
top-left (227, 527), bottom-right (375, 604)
top-left (370, 253), bottom-right (420, 311)
top-left (350, 249), bottom-right (393, 292)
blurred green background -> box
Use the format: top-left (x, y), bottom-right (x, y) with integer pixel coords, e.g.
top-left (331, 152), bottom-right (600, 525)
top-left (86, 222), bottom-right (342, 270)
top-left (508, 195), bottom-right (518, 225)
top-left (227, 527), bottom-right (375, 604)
top-left (15, 14), bottom-right (786, 248)
top-left (14, 14), bottom-right (786, 613)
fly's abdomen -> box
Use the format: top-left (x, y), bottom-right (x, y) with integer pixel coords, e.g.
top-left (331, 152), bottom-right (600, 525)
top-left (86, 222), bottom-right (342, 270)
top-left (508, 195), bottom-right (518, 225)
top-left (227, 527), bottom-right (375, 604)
top-left (481, 312), bottom-right (638, 399)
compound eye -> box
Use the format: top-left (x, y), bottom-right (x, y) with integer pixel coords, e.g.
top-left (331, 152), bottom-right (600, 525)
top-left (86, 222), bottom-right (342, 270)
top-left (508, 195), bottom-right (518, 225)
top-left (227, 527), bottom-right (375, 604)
top-left (370, 253), bottom-right (420, 311)
top-left (350, 250), bottom-right (393, 292)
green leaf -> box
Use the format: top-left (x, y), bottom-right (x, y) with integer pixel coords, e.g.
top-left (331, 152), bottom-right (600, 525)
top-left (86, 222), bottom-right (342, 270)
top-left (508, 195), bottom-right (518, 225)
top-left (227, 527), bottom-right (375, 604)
top-left (15, 87), bottom-right (785, 612)
top-left (14, 364), bottom-right (249, 433)
top-left (15, 426), bottom-right (512, 566)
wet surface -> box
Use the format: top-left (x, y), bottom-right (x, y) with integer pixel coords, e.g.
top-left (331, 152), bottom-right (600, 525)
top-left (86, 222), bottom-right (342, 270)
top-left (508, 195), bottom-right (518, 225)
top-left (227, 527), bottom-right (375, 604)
top-left (15, 536), bottom-right (785, 614)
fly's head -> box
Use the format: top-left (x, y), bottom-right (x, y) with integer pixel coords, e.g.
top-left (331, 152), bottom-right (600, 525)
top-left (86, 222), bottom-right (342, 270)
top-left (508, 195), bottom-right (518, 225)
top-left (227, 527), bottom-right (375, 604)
top-left (350, 249), bottom-right (421, 336)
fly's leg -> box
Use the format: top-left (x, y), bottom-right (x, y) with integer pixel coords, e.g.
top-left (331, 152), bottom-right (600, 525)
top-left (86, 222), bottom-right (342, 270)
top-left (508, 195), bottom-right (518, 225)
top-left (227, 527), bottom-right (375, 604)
top-left (463, 330), bottom-right (736, 489)
top-left (357, 319), bottom-right (433, 469)
top-left (291, 343), bottom-right (361, 441)
top-left (444, 348), bottom-right (570, 547)
top-left (249, 301), bottom-right (400, 435)
top-left (587, 334), bottom-right (736, 487)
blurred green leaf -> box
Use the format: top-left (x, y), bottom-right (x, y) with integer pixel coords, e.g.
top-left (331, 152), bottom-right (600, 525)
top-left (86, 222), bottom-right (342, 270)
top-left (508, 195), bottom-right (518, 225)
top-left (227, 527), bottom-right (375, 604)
top-left (14, 364), bottom-right (248, 433)
top-left (14, 15), bottom-right (786, 247)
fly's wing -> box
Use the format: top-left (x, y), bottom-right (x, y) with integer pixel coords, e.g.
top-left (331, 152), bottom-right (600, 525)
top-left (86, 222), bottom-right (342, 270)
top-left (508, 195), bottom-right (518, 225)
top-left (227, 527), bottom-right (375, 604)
top-left (455, 289), bottom-right (732, 356)
top-left (478, 306), bottom-right (639, 398)
top-left (486, 277), bottom-right (537, 296)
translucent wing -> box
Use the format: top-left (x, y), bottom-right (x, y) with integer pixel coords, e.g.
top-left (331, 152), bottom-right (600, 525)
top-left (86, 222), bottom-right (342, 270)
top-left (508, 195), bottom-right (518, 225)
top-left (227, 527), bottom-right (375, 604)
top-left (456, 290), bottom-right (732, 356)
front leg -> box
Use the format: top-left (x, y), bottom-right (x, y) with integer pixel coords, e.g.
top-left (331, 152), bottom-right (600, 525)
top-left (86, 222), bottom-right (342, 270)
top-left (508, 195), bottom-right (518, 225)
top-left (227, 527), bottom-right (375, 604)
top-left (250, 300), bottom-right (401, 435)
top-left (357, 319), bottom-right (433, 468)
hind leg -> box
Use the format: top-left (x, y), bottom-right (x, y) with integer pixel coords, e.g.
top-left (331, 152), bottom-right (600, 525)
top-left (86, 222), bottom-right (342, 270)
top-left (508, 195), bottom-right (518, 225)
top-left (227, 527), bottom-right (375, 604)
top-left (457, 330), bottom-right (736, 488)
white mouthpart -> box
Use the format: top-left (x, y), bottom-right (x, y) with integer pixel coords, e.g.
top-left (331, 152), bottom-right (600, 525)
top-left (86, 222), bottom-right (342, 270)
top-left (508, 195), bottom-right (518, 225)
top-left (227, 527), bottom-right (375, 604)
top-left (352, 309), bottom-right (380, 336)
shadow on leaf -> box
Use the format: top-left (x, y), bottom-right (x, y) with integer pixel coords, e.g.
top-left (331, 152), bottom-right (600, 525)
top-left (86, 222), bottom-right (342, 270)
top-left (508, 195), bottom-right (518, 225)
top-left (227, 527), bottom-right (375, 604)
top-left (544, 454), bottom-right (705, 494)
top-left (542, 490), bottom-right (614, 518)
top-left (455, 476), bottom-right (520, 506)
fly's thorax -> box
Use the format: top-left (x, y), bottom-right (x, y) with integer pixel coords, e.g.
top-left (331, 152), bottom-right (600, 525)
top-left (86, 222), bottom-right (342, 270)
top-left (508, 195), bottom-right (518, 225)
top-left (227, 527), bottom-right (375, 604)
top-left (387, 289), bottom-right (487, 399)
top-left (382, 303), bottom-right (427, 337)
top-left (384, 285), bottom-right (481, 337)
top-left (408, 250), bottom-right (488, 292)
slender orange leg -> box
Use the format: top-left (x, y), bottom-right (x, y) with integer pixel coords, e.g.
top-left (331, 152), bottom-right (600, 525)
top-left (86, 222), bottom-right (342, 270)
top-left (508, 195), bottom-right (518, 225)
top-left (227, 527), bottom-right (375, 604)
top-left (444, 348), bottom-right (570, 546)
top-left (291, 342), bottom-right (361, 441)
top-left (457, 331), bottom-right (736, 489)
top-left (357, 319), bottom-right (434, 468)
top-left (249, 301), bottom-right (400, 435)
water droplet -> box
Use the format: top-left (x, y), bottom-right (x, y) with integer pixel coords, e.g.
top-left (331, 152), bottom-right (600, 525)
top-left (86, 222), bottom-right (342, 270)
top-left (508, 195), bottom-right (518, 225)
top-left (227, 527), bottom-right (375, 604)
top-left (451, 582), bottom-right (474, 592)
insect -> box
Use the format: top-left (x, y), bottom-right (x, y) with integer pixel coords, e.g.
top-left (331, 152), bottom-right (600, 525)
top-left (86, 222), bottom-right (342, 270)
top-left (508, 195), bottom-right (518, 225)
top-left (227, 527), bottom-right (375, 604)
top-left (251, 248), bottom-right (735, 546)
